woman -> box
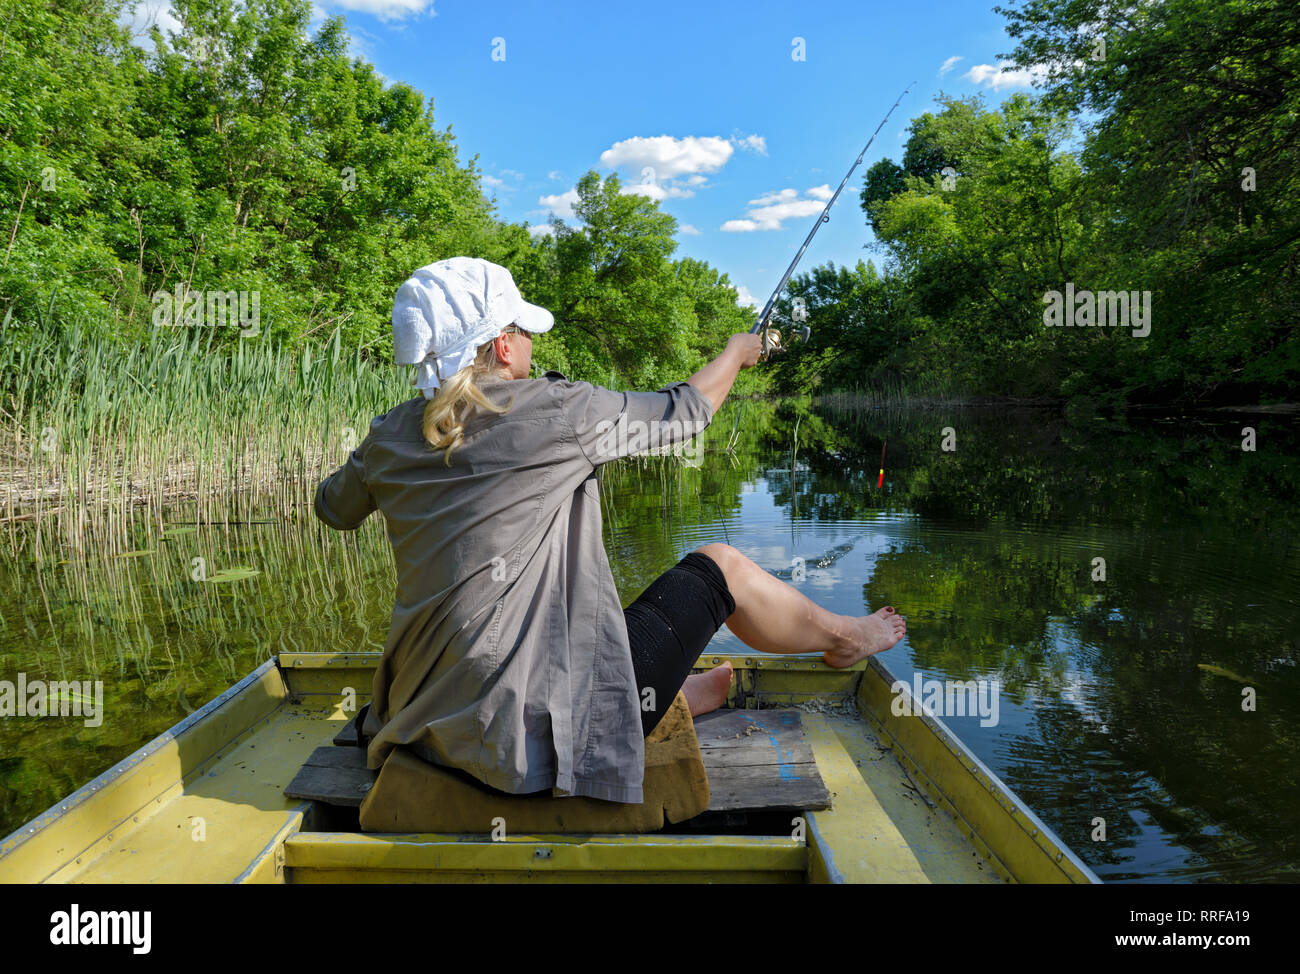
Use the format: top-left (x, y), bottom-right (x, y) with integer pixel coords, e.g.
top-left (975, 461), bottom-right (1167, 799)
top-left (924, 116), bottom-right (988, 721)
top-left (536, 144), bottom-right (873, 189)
top-left (315, 257), bottom-right (906, 805)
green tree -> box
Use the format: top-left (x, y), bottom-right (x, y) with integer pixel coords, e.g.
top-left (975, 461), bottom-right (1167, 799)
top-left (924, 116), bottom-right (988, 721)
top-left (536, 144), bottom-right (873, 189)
top-left (994, 0), bottom-right (1300, 401)
top-left (528, 171), bottom-right (755, 390)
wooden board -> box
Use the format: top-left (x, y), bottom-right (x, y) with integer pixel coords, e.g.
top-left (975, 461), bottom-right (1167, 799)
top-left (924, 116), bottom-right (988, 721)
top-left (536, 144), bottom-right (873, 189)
top-left (693, 709), bottom-right (831, 812)
top-left (293, 708), bottom-right (830, 815)
top-left (284, 746), bottom-right (374, 807)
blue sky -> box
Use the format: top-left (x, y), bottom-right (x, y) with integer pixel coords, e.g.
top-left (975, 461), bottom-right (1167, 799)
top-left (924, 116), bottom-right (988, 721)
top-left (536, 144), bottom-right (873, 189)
top-left (126, 0), bottom-right (1047, 309)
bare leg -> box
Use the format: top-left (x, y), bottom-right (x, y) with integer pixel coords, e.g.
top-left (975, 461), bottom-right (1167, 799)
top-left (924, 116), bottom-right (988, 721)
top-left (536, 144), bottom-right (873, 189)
top-left (695, 543), bottom-right (906, 669)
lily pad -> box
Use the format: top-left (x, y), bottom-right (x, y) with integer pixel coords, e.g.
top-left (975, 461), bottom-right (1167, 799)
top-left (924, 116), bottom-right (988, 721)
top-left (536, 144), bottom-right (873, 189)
top-left (1197, 663), bottom-right (1254, 685)
top-left (160, 527), bottom-right (198, 539)
top-left (204, 567), bottom-right (261, 583)
top-left (115, 549), bottom-right (155, 559)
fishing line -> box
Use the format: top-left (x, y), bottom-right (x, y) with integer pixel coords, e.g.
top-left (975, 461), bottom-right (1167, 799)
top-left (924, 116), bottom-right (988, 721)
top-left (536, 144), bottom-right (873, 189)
top-left (749, 83), bottom-right (917, 356)
top-left (743, 86), bottom-right (915, 507)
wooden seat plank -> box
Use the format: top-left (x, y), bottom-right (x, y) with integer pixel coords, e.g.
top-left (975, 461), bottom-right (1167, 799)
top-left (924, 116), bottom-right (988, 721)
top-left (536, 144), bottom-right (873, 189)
top-left (293, 708), bottom-right (831, 815)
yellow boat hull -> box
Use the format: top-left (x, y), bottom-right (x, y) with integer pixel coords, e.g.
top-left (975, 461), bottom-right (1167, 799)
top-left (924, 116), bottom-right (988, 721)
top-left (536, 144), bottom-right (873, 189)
top-left (0, 653), bottom-right (1099, 884)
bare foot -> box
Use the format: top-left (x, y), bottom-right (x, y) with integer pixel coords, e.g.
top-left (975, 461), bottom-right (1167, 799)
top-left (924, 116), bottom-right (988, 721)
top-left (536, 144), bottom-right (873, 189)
top-left (682, 661), bottom-right (733, 716)
top-left (823, 606), bottom-right (906, 668)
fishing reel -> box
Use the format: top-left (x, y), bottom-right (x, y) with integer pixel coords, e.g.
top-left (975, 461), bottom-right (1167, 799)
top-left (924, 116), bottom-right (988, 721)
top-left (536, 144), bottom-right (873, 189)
top-left (756, 313), bottom-right (812, 361)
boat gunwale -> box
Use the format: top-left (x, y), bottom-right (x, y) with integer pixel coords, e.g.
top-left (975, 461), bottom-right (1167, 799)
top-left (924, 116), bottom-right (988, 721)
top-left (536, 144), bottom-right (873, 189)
top-left (861, 654), bottom-right (1102, 884)
top-left (0, 657), bottom-right (284, 874)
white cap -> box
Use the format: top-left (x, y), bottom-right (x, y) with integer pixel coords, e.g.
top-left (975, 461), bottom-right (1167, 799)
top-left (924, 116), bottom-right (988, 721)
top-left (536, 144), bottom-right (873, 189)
top-left (392, 256), bottom-right (554, 397)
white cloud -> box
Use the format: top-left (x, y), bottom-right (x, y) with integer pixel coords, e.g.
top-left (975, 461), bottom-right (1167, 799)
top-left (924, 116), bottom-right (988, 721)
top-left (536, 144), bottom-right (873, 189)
top-left (482, 169), bottom-right (523, 194)
top-left (963, 60), bottom-right (1048, 92)
top-left (622, 181), bottom-right (694, 201)
top-left (731, 134), bottom-right (768, 156)
top-left (722, 186), bottom-right (827, 232)
top-left (597, 135), bottom-right (738, 206)
top-left (733, 285), bottom-right (760, 307)
top-left (678, 224), bottom-right (701, 236)
top-left (317, 0), bottom-right (436, 21)
top-left (939, 55), bottom-right (964, 77)
top-left (345, 23), bottom-right (385, 62)
top-left (537, 188), bottom-right (580, 220)
top-left (116, 2), bottom-right (183, 45)
top-left (547, 170), bottom-right (563, 181)
top-left (806, 184), bottom-right (833, 201)
top-left (748, 188), bottom-right (800, 207)
top-left (528, 224), bottom-right (556, 239)
top-left (599, 135), bottom-right (733, 181)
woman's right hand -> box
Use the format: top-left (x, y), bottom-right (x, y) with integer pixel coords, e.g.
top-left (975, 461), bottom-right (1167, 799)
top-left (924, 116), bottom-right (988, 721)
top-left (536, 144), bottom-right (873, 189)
top-left (726, 332), bottom-right (765, 369)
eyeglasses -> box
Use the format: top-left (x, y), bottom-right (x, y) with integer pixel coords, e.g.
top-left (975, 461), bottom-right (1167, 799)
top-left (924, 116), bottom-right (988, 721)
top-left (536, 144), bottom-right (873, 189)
top-left (503, 324), bottom-right (533, 339)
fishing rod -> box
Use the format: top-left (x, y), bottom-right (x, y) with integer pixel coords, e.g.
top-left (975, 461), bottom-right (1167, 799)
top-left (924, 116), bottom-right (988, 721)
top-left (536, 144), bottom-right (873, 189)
top-left (750, 83), bottom-right (915, 357)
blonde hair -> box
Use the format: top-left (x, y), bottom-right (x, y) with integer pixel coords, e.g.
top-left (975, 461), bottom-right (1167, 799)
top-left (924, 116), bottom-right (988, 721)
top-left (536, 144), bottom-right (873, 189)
top-left (422, 336), bottom-right (514, 464)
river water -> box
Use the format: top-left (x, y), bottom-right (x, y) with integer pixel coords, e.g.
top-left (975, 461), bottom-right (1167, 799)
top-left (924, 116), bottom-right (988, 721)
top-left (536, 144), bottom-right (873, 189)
top-left (2, 398), bottom-right (1296, 882)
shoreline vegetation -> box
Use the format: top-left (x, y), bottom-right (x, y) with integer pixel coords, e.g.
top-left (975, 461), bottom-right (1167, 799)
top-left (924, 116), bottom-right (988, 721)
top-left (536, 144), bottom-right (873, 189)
top-left (4, 308), bottom-right (1293, 537)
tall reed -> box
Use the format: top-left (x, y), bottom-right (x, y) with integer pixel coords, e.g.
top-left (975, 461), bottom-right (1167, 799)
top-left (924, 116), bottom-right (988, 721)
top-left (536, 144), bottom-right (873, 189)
top-left (1, 314), bottom-right (411, 553)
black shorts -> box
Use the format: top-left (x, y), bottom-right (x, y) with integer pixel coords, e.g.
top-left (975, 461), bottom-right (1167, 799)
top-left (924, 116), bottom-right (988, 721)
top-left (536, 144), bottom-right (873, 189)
top-left (623, 551), bottom-right (736, 737)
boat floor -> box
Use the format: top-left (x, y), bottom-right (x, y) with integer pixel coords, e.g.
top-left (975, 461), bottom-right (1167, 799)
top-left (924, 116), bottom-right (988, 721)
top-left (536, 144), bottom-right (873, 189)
top-left (52, 699), bottom-right (997, 883)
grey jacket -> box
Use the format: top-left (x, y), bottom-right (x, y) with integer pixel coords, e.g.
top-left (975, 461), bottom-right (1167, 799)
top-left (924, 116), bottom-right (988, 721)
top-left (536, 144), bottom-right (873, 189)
top-left (314, 370), bottom-right (715, 802)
